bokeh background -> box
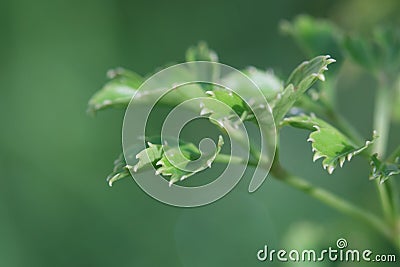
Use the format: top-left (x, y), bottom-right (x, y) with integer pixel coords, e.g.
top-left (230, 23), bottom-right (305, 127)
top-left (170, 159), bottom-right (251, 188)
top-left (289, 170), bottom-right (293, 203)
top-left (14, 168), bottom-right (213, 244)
top-left (1, 0), bottom-right (400, 266)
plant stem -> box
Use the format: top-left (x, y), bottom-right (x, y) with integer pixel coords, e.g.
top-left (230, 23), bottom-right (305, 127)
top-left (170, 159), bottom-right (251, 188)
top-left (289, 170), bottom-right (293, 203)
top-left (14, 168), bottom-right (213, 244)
top-left (271, 163), bottom-right (392, 240)
top-left (372, 80), bottom-right (397, 226)
top-left (215, 153), bottom-right (392, 242)
top-left (214, 153), bottom-right (258, 167)
top-left (373, 86), bottom-right (391, 157)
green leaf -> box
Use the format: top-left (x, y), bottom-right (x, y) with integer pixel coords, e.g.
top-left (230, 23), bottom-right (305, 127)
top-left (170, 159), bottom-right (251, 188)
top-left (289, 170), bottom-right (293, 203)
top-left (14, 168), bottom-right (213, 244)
top-left (157, 136), bottom-right (223, 186)
top-left (185, 41), bottom-right (218, 62)
top-left (280, 16), bottom-right (342, 106)
top-left (106, 146), bottom-right (141, 187)
top-left (199, 88), bottom-right (257, 136)
top-left (132, 142), bottom-right (163, 172)
top-left (342, 27), bottom-right (400, 79)
top-left (107, 136), bottom-right (224, 187)
top-left (280, 15), bottom-right (342, 62)
top-left (204, 87), bottom-right (251, 118)
top-left (370, 153), bottom-right (400, 184)
top-left (89, 42), bottom-right (218, 116)
top-left (88, 69), bottom-right (207, 114)
top-left (370, 146), bottom-right (400, 184)
top-left (342, 35), bottom-right (377, 72)
top-left (272, 55), bottom-right (335, 122)
top-left (221, 67), bottom-right (283, 102)
top-left (155, 141), bottom-right (200, 186)
top-left (244, 68), bottom-right (283, 100)
top-left (282, 114), bottom-right (377, 174)
top-left (185, 42), bottom-right (219, 91)
top-left (372, 27), bottom-right (400, 81)
top-left (88, 68), bottom-right (143, 114)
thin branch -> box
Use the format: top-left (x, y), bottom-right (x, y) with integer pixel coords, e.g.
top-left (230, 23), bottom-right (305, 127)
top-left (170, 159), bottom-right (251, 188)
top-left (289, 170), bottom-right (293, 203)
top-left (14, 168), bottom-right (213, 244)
top-left (214, 153), bottom-right (392, 241)
top-left (271, 163), bottom-right (392, 240)
top-left (373, 80), bottom-right (398, 226)
top-left (214, 153), bottom-right (258, 167)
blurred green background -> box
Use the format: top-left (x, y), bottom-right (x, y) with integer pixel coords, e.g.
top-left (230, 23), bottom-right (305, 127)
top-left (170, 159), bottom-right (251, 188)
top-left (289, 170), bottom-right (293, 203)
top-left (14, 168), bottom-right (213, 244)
top-left (1, 0), bottom-right (400, 266)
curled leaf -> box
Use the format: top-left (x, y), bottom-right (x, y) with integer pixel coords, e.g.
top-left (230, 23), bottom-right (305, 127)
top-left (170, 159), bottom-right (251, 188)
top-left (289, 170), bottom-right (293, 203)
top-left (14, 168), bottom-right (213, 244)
top-left (106, 136), bottom-right (224, 187)
top-left (133, 143), bottom-right (163, 172)
top-left (157, 136), bottom-right (224, 186)
top-left (370, 154), bottom-right (400, 184)
top-left (106, 146), bottom-right (140, 186)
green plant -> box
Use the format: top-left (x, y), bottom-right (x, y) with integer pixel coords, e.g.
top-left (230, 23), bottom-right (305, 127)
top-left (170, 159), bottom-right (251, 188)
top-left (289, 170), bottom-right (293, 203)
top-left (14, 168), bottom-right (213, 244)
top-left (88, 16), bottom-right (400, 250)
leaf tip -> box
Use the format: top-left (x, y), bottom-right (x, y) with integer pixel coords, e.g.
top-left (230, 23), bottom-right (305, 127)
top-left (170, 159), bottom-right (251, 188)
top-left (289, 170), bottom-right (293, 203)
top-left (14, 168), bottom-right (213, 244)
top-left (339, 157), bottom-right (345, 168)
top-left (327, 165), bottom-right (335, 174)
top-left (326, 56), bottom-right (336, 64)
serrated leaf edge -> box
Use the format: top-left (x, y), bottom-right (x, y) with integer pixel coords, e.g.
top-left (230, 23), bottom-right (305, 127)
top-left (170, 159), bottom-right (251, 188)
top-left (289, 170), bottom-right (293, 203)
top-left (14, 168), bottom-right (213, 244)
top-left (369, 154), bottom-right (400, 184)
top-left (308, 127), bottom-right (377, 174)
